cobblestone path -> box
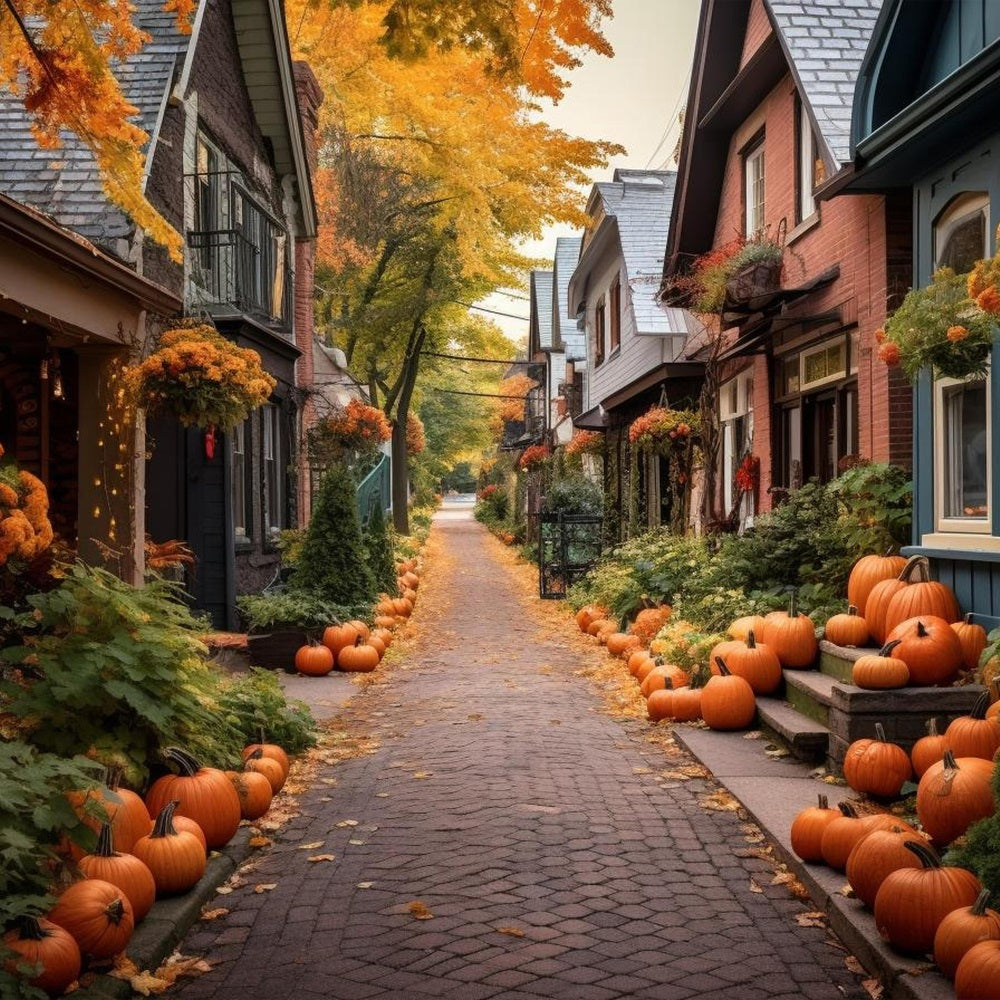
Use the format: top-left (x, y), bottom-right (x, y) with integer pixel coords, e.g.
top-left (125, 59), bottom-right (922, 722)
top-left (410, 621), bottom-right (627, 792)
top-left (171, 510), bottom-right (868, 1000)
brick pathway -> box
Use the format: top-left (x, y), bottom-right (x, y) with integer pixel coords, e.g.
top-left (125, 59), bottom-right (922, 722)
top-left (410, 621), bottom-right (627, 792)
top-left (170, 511), bottom-right (868, 1000)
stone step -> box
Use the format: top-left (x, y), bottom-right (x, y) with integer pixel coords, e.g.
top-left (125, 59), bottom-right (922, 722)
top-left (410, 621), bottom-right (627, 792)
top-left (782, 668), bottom-right (837, 726)
top-left (756, 695), bottom-right (830, 762)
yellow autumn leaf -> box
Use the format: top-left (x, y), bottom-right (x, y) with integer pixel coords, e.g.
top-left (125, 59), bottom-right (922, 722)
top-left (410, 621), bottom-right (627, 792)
top-left (407, 900), bottom-right (434, 920)
top-left (200, 908), bottom-right (229, 921)
top-left (253, 883), bottom-right (277, 893)
top-left (307, 854), bottom-right (336, 862)
top-left (248, 835), bottom-right (272, 848)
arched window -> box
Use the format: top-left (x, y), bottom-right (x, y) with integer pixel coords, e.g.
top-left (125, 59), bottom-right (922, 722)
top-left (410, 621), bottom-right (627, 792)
top-left (934, 192), bottom-right (988, 273)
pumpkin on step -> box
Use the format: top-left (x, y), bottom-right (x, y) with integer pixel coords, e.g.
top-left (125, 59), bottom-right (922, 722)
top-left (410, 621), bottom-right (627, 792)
top-left (721, 630), bottom-right (781, 694)
top-left (885, 615), bottom-right (963, 686)
top-left (847, 551), bottom-right (907, 619)
top-left (825, 605), bottom-right (870, 648)
top-left (842, 723), bottom-right (912, 798)
top-left (761, 593), bottom-right (818, 668)
top-left (945, 692), bottom-right (1000, 761)
top-left (852, 640), bottom-right (910, 690)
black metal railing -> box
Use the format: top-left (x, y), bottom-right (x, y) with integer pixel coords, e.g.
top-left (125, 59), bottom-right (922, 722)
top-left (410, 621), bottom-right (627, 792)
top-left (187, 228), bottom-right (293, 331)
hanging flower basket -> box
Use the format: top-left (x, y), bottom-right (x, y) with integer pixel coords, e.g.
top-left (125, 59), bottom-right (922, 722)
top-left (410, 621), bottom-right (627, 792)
top-left (628, 406), bottom-right (701, 453)
top-left (725, 258), bottom-right (783, 304)
top-left (309, 399), bottom-right (391, 464)
top-left (565, 430), bottom-right (605, 457)
top-left (518, 444), bottom-right (551, 472)
top-left (127, 324), bottom-right (276, 431)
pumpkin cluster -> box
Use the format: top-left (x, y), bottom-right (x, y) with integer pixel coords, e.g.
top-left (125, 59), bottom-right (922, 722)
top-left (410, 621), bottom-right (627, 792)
top-left (5, 741), bottom-right (294, 996)
top-left (293, 558), bottom-right (420, 678)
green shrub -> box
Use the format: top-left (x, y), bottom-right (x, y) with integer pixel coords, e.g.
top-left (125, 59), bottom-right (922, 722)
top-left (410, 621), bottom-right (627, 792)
top-left (215, 668), bottom-right (316, 754)
top-left (235, 592), bottom-right (366, 632)
top-left (291, 462), bottom-right (377, 606)
top-left (543, 475), bottom-right (602, 516)
top-left (363, 503), bottom-right (398, 595)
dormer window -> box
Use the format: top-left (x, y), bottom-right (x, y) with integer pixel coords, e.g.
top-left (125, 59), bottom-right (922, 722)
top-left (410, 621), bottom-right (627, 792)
top-left (743, 135), bottom-right (765, 236)
top-left (797, 99), bottom-right (820, 223)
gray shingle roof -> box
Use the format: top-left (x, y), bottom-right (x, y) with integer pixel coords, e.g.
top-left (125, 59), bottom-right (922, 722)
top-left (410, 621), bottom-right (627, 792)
top-left (0, 2), bottom-right (190, 254)
top-left (597, 169), bottom-right (678, 335)
top-left (530, 270), bottom-right (554, 350)
top-left (552, 236), bottom-right (583, 362)
top-left (766, 0), bottom-right (883, 165)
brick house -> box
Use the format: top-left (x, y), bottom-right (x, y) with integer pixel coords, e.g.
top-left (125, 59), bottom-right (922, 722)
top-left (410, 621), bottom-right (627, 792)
top-left (664, 0), bottom-right (912, 528)
top-left (0, 0), bottom-right (318, 628)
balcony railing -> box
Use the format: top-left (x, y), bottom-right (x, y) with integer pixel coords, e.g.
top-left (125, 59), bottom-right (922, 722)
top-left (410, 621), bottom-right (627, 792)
top-left (187, 228), bottom-right (293, 332)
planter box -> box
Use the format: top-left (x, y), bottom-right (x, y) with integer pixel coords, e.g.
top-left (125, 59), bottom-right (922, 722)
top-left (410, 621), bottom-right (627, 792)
top-left (245, 629), bottom-right (317, 672)
top-left (725, 259), bottom-right (782, 304)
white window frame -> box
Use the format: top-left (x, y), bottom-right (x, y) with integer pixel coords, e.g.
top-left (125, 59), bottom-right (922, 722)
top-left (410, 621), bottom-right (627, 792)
top-left (798, 110), bottom-right (818, 222)
top-left (232, 419), bottom-right (249, 541)
top-left (799, 338), bottom-right (847, 392)
top-left (934, 192), bottom-right (989, 274)
top-left (262, 405), bottom-right (283, 541)
top-left (720, 370), bottom-right (755, 523)
top-left (745, 144), bottom-right (765, 236)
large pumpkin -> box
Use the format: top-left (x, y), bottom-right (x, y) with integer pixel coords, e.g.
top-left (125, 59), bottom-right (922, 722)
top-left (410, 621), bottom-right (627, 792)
top-left (701, 658), bottom-right (756, 730)
top-left (322, 623), bottom-right (361, 658)
top-left (761, 593), bottom-right (818, 668)
top-left (820, 804), bottom-right (907, 873)
top-left (847, 551), bottom-right (907, 618)
top-left (874, 840), bottom-right (981, 955)
top-left (934, 888), bottom-right (1000, 980)
top-left (723, 630), bottom-right (781, 695)
top-left (66, 769), bottom-right (152, 857)
top-left (3, 916), bottom-right (81, 995)
top-left (243, 750), bottom-right (286, 793)
top-left (945, 692), bottom-right (1000, 761)
top-left (606, 632), bottom-right (641, 659)
top-left (645, 687), bottom-right (674, 722)
top-left (132, 801), bottom-right (208, 896)
top-left (337, 637), bottom-right (380, 673)
top-left (144, 747), bottom-right (242, 850)
top-left (881, 555), bottom-right (961, 640)
top-left (294, 642), bottom-right (335, 677)
top-left (845, 824), bottom-right (929, 909)
top-left (916, 751), bottom-right (995, 846)
top-left (78, 824), bottom-right (157, 923)
top-left (670, 684), bottom-right (703, 722)
top-left (955, 939), bottom-right (1000, 998)
top-left (48, 879), bottom-right (134, 960)
top-left (842, 722), bottom-right (912, 798)
top-left (885, 616), bottom-right (964, 686)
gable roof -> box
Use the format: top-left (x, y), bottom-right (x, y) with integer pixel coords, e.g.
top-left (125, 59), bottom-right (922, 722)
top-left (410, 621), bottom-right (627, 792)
top-left (552, 235), bottom-right (584, 361)
top-left (0, 0), bottom-right (314, 258)
top-left (529, 270), bottom-right (554, 352)
top-left (768, 0), bottom-right (883, 165)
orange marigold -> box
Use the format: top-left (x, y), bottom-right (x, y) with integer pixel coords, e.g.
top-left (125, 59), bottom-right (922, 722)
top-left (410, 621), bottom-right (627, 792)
top-left (878, 341), bottom-right (901, 366)
top-left (946, 325), bottom-right (970, 343)
top-left (976, 285), bottom-right (1000, 314)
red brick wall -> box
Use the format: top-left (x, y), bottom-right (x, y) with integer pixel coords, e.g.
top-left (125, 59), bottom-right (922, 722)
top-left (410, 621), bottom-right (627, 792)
top-left (707, 73), bottom-right (912, 508)
top-left (740, 0), bottom-right (773, 69)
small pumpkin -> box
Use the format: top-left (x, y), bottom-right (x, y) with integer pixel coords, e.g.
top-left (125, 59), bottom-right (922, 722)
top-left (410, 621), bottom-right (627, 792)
top-left (337, 636), bottom-right (380, 673)
top-left (847, 550), bottom-right (907, 618)
top-left (78, 823), bottom-right (157, 923)
top-left (761, 592), bottom-right (818, 669)
top-left (640, 664), bottom-right (690, 697)
top-left (825, 605), bottom-right (870, 648)
top-left (911, 717), bottom-right (948, 779)
top-left (845, 824), bottom-right (929, 909)
top-left (728, 614), bottom-right (768, 642)
top-left (874, 840), bottom-right (981, 955)
top-left (227, 769), bottom-right (273, 821)
top-left (576, 605), bottom-right (608, 632)
top-left (669, 684), bottom-right (703, 722)
top-left (171, 814), bottom-right (207, 853)
top-left (955, 939), bottom-right (1000, 998)
top-left (722, 630), bottom-right (781, 695)
top-left (790, 793), bottom-right (840, 863)
top-left (241, 743), bottom-right (290, 779)
top-left (646, 686), bottom-right (674, 722)
top-left (606, 632), bottom-right (641, 659)
top-left (842, 722), bottom-right (912, 798)
top-left (131, 801), bottom-right (208, 895)
top-left (885, 615), bottom-right (964, 686)
top-left (852, 640), bottom-right (910, 690)
top-left (701, 658), bottom-right (756, 731)
top-left (243, 749), bottom-right (286, 793)
top-left (945, 692), bottom-right (1000, 761)
top-left (2, 916), bottom-right (81, 995)
top-left (374, 614), bottom-right (397, 630)
top-left (294, 642), bottom-right (334, 677)
top-left (952, 613), bottom-right (988, 672)
top-left (48, 878), bottom-right (134, 960)
top-left (144, 747), bottom-right (241, 850)
top-left (627, 649), bottom-right (654, 677)
top-left (916, 751), bottom-right (995, 846)
top-left (629, 605), bottom-right (671, 642)
top-left (934, 888), bottom-right (1000, 980)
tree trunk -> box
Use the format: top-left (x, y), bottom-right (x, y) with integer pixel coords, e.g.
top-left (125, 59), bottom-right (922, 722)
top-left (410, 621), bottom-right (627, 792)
top-left (389, 325), bottom-right (426, 534)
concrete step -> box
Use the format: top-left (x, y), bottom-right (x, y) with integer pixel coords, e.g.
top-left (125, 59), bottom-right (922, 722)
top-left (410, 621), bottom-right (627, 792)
top-left (756, 694), bottom-right (829, 762)
top-left (782, 668), bottom-right (837, 727)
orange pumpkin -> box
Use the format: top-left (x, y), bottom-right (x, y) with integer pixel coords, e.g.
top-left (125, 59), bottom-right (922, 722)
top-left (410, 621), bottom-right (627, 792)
top-left (934, 888), bottom-right (1000, 980)
top-left (946, 692), bottom-right (1000, 761)
top-left (911, 717), bottom-right (948, 779)
top-left (295, 642), bottom-right (335, 676)
top-left (852, 640), bottom-right (910, 690)
top-left (761, 593), bottom-right (818, 668)
top-left (842, 723), bottom-right (912, 798)
top-left (955, 939), bottom-right (1000, 998)
top-left (132, 801), bottom-right (207, 896)
top-left (845, 824), bottom-right (929, 909)
top-left (645, 687), bottom-right (674, 721)
top-left (629, 605), bottom-right (671, 642)
top-left (790, 793), bottom-right (840, 863)
top-left (627, 648), bottom-right (654, 677)
top-left (820, 803), bottom-right (905, 873)
top-left (322, 623), bottom-right (361, 657)
top-left (640, 664), bottom-right (690, 697)
top-left (701, 658), bottom-right (756, 731)
top-left (952, 613), bottom-right (988, 672)
top-left (78, 824), bottom-right (156, 923)
top-left (824, 605), bottom-right (870, 648)
top-left (244, 751), bottom-right (286, 793)
top-left (337, 637), bottom-right (380, 673)
top-left (871, 555), bottom-right (961, 642)
top-left (2, 916), bottom-right (81, 996)
top-left (916, 751), bottom-right (996, 846)
top-left (48, 878), bottom-right (134, 960)
top-left (728, 614), bottom-right (768, 642)
top-left (670, 685), bottom-right (703, 722)
top-left (722, 630), bottom-right (781, 694)
top-left (227, 770), bottom-right (273, 821)
top-left (66, 771), bottom-right (152, 858)
top-left (241, 743), bottom-right (290, 779)
top-left (886, 616), bottom-right (964, 686)
top-left (606, 632), bottom-right (641, 659)
top-left (847, 551), bottom-right (907, 618)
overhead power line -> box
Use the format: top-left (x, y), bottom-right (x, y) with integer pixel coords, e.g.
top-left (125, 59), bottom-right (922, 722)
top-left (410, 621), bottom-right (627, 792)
top-left (421, 350), bottom-right (532, 364)
top-left (435, 389), bottom-right (533, 399)
top-left (454, 301), bottom-right (529, 321)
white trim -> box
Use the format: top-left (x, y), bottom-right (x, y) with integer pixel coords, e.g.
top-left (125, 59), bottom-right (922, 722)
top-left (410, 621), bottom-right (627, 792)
top-left (799, 338), bottom-right (846, 391)
top-left (920, 533), bottom-right (1000, 552)
top-left (174, 0), bottom-right (211, 101)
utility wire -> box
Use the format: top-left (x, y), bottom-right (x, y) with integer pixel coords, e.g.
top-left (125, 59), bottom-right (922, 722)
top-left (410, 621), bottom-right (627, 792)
top-left (421, 350), bottom-right (532, 364)
top-left (455, 301), bottom-right (529, 321)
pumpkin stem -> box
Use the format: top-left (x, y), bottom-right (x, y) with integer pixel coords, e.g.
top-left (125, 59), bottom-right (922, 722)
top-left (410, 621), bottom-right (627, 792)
top-left (14, 916), bottom-right (49, 941)
top-left (150, 800), bottom-right (181, 838)
top-left (916, 620), bottom-right (929, 638)
top-left (714, 656), bottom-right (732, 677)
top-left (926, 716), bottom-right (939, 737)
top-left (847, 605), bottom-right (859, 617)
top-left (747, 630), bottom-right (757, 649)
top-left (104, 764), bottom-right (124, 792)
top-left (964, 612), bottom-right (975, 624)
top-left (878, 639), bottom-right (903, 657)
top-left (104, 896), bottom-right (128, 926)
top-left (94, 822), bottom-right (117, 859)
top-left (817, 794), bottom-right (829, 809)
top-left (164, 746), bottom-right (202, 777)
top-left (789, 591), bottom-right (799, 619)
top-left (902, 839), bottom-right (943, 869)
top-left (942, 749), bottom-right (959, 770)
top-left (970, 691), bottom-right (991, 720)
top-left (837, 801), bottom-right (859, 818)
top-left (874, 722), bottom-right (888, 742)
top-left (971, 888), bottom-right (992, 916)
top-left (899, 554), bottom-right (930, 583)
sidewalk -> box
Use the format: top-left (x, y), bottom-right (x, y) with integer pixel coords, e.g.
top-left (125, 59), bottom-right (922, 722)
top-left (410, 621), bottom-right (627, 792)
top-left (81, 503), bottom-right (952, 999)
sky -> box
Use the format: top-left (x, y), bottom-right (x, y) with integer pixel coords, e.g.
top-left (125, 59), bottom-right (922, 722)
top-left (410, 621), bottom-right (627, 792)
top-left (479, 0), bottom-right (702, 342)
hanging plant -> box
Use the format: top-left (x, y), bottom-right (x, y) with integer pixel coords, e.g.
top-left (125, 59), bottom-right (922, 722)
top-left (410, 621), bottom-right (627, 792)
top-left (127, 323), bottom-right (276, 431)
top-left (565, 430), bottom-right (605, 457)
top-left (0, 443), bottom-right (54, 570)
top-left (627, 405), bottom-right (701, 452)
top-left (518, 444), bottom-right (551, 472)
top-left (308, 399), bottom-right (391, 464)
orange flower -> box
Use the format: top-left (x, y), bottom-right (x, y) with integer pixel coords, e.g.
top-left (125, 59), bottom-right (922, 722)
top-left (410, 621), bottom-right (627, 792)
top-left (976, 285), bottom-right (1000, 314)
top-left (946, 325), bottom-right (970, 343)
top-left (878, 341), bottom-right (901, 366)
top-left (874, 328), bottom-right (886, 344)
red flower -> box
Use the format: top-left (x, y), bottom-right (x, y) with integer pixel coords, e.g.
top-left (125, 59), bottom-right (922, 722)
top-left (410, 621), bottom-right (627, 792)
top-left (878, 341), bottom-right (901, 366)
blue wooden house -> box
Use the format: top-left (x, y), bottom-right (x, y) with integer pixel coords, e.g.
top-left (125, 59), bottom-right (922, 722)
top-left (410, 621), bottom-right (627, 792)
top-left (835, 0), bottom-right (1000, 627)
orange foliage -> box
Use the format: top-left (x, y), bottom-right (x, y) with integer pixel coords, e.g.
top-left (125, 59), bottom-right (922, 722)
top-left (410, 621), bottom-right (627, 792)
top-left (497, 373), bottom-right (535, 424)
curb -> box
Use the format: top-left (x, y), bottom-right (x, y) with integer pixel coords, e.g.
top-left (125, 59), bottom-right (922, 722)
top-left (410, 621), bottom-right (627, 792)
top-left (670, 728), bottom-right (954, 1000)
top-left (71, 830), bottom-right (254, 999)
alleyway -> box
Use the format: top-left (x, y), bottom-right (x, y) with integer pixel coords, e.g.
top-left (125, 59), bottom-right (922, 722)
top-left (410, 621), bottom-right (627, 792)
top-left (170, 504), bottom-right (869, 1000)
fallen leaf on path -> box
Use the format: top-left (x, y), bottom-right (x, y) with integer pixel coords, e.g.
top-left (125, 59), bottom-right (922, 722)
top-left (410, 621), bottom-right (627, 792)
top-left (336, 819), bottom-right (359, 827)
top-left (407, 900), bottom-right (434, 920)
top-left (496, 926), bottom-right (525, 937)
top-left (215, 886), bottom-right (233, 895)
top-left (795, 912), bottom-right (827, 928)
top-left (298, 841), bottom-right (325, 850)
top-left (308, 855), bottom-right (336, 863)
top-left (248, 835), bottom-right (272, 848)
top-left (200, 908), bottom-right (229, 921)
top-left (375, 792), bottom-right (389, 798)
top-left (253, 883), bottom-right (277, 893)
top-left (862, 977), bottom-right (884, 999)
top-left (356, 881), bottom-right (374, 889)
top-left (125, 971), bottom-right (171, 996)
top-left (413, 771), bottom-right (432, 779)
top-left (700, 789), bottom-right (741, 812)
top-left (749, 878), bottom-right (764, 893)
top-left (109, 956), bottom-right (139, 980)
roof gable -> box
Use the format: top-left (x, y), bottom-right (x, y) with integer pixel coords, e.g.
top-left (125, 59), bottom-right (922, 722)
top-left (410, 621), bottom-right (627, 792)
top-left (529, 270), bottom-right (554, 352)
top-left (552, 236), bottom-right (583, 360)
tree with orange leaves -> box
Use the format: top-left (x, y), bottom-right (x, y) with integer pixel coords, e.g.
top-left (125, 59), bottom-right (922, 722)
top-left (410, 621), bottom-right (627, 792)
top-left (0, 0), bottom-right (193, 261)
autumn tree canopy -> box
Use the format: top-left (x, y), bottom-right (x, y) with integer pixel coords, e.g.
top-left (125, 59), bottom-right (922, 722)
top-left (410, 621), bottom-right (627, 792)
top-left (0, 0), bottom-right (192, 260)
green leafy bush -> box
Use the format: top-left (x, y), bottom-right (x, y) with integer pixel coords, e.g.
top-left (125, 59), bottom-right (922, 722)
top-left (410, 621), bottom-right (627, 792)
top-left (364, 503), bottom-right (398, 595)
top-left (236, 592), bottom-right (364, 632)
top-left (291, 462), bottom-right (377, 606)
top-left (0, 564), bottom-right (243, 783)
top-left (215, 668), bottom-right (316, 754)
top-left (543, 475), bottom-right (602, 516)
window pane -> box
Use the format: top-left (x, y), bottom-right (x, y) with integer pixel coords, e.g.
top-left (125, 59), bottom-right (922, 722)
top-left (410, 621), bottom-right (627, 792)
top-left (783, 357), bottom-right (799, 395)
top-left (232, 421), bottom-right (248, 537)
top-left (943, 382), bottom-right (988, 519)
top-left (937, 211), bottom-right (986, 274)
top-left (746, 148), bottom-right (765, 234)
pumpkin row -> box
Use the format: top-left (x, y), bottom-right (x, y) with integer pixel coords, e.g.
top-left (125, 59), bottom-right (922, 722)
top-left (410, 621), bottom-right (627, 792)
top-left (5, 743), bottom-right (292, 997)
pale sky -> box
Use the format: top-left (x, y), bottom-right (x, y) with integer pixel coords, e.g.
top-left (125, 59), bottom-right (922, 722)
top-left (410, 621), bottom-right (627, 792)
top-left (480, 0), bottom-right (701, 342)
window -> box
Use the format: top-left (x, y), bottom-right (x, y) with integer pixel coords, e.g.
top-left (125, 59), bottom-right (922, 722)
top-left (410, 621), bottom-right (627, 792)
top-left (797, 100), bottom-right (820, 222)
top-left (262, 404), bottom-right (284, 541)
top-left (594, 298), bottom-right (606, 366)
top-left (744, 140), bottom-right (765, 236)
top-left (232, 418), bottom-right (250, 541)
top-left (720, 371), bottom-right (754, 522)
top-left (233, 188), bottom-right (289, 322)
top-left (930, 193), bottom-right (990, 536)
top-left (800, 340), bottom-right (846, 390)
top-left (609, 277), bottom-right (621, 354)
